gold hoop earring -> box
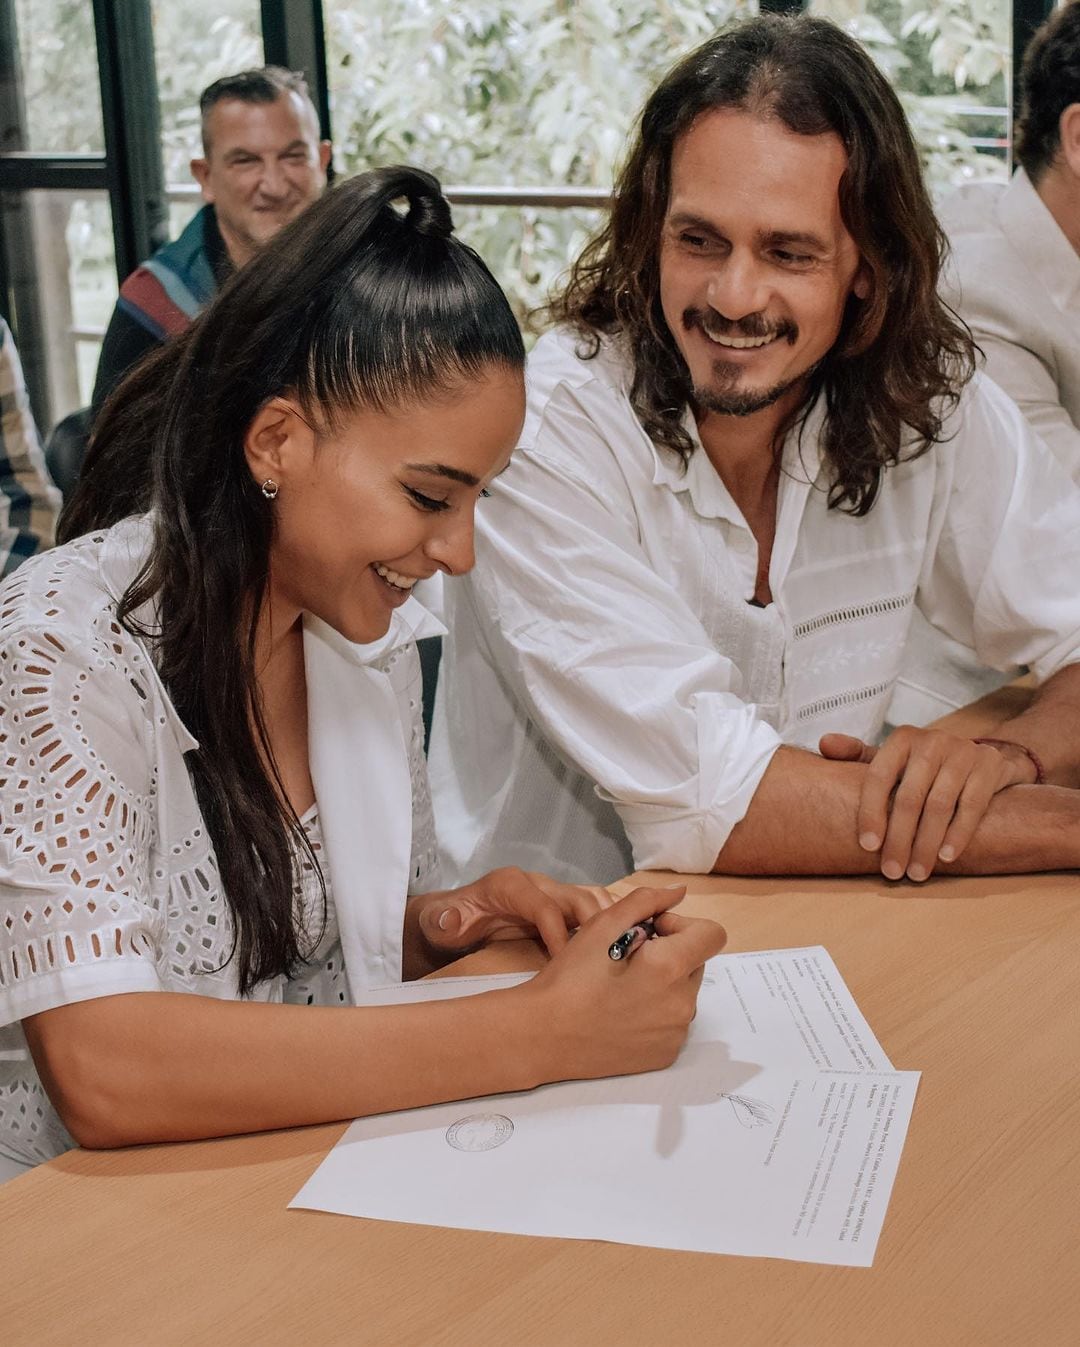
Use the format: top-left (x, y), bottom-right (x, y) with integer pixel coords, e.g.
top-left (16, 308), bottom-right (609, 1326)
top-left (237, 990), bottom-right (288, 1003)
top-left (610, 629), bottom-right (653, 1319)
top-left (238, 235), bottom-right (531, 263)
top-left (261, 478), bottom-right (279, 500)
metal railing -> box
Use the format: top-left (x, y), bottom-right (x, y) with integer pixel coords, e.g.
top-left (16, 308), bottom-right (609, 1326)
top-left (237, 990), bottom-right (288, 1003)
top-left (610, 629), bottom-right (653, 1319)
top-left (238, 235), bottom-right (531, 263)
top-left (67, 114), bottom-right (1012, 350)
top-left (165, 183), bottom-right (614, 209)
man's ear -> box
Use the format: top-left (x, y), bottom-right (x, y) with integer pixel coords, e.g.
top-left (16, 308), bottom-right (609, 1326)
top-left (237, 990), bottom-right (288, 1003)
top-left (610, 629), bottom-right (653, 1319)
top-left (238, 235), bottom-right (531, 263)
top-left (243, 398), bottom-right (313, 487)
top-left (318, 141), bottom-right (332, 175)
top-left (190, 157), bottom-right (214, 202)
top-left (1059, 103), bottom-right (1080, 179)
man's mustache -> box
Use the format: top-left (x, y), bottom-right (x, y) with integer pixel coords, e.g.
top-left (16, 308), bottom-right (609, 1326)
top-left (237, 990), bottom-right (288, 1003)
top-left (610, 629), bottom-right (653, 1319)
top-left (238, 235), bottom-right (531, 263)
top-left (683, 308), bottom-right (798, 344)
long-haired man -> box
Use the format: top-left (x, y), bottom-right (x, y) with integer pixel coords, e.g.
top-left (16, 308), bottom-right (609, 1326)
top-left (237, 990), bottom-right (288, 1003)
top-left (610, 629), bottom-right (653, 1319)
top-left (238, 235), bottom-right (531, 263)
top-left (432, 15), bottom-right (1080, 887)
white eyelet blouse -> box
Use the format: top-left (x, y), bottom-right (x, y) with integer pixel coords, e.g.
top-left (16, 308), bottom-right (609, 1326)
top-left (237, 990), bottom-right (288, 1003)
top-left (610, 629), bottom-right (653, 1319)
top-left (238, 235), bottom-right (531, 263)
top-left (0, 518), bottom-right (441, 1166)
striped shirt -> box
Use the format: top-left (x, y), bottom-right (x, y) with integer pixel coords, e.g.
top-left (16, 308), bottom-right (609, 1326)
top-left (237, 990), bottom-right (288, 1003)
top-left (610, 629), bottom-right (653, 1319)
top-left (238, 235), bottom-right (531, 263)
top-left (0, 319), bottom-right (60, 577)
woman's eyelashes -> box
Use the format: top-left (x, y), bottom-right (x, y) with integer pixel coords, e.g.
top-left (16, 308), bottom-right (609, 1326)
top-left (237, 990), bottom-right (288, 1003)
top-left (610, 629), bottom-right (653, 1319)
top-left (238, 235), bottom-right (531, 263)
top-left (404, 484), bottom-right (450, 513)
top-left (404, 484), bottom-right (492, 511)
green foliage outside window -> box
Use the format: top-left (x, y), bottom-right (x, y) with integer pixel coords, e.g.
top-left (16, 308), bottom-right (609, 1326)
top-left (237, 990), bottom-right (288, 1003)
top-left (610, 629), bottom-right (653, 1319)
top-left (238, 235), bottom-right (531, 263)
top-left (18, 0), bottom-right (1011, 341)
top-left (324, 0), bottom-right (1009, 322)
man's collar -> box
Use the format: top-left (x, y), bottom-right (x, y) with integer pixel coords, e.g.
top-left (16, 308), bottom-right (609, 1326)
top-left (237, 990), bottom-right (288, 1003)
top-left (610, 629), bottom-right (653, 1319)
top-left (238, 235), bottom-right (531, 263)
top-left (999, 167), bottom-right (1080, 314)
top-left (647, 397), bottom-right (827, 521)
top-left (648, 410), bottom-right (743, 524)
top-left (202, 206), bottom-right (236, 287)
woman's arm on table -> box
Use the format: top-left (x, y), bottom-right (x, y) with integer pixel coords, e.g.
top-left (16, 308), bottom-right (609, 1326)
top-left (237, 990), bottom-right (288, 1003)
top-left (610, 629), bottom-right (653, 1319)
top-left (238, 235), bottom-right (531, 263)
top-left (23, 886), bottom-right (725, 1151)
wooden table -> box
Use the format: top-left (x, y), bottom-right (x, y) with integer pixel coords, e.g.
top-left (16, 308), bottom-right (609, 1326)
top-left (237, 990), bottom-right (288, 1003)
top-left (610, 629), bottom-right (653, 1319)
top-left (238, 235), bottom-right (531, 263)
top-left (3, 861), bottom-right (1078, 1347)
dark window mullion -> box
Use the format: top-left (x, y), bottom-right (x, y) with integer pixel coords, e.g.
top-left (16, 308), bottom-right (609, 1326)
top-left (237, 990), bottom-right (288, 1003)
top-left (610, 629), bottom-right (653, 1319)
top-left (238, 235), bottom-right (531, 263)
top-left (0, 155), bottom-right (108, 193)
top-left (260, 0), bottom-right (333, 155)
top-left (91, 0), bottom-right (166, 282)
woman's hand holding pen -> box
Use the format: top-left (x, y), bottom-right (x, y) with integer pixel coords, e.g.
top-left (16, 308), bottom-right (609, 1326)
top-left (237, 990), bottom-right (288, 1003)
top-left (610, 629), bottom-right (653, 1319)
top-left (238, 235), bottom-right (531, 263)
top-left (410, 875), bottom-right (726, 1086)
top-left (520, 884), bottom-right (727, 1086)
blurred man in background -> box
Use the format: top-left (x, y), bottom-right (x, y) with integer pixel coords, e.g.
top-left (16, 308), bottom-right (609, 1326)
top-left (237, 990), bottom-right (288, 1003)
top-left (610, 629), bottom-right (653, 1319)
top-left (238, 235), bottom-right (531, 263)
top-left (92, 65), bottom-right (330, 411)
top-left (940, 0), bottom-right (1080, 477)
top-left (0, 318), bottom-right (60, 575)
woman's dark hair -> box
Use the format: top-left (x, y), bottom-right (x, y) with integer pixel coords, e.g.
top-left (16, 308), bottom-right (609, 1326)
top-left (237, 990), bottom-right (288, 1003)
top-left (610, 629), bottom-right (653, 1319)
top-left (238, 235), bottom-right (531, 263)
top-left (1015, 0), bottom-right (1080, 184)
top-left (60, 166), bottom-right (524, 995)
top-left (546, 14), bottom-right (975, 516)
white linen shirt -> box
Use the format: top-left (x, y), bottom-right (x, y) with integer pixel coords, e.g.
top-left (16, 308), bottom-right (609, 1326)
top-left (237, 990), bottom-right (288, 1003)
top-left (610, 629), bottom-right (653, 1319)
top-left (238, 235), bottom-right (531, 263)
top-left (894, 168), bottom-right (1080, 726)
top-left (939, 167), bottom-right (1080, 481)
top-left (0, 519), bottom-right (440, 1166)
top-left (430, 328), bottom-right (1080, 886)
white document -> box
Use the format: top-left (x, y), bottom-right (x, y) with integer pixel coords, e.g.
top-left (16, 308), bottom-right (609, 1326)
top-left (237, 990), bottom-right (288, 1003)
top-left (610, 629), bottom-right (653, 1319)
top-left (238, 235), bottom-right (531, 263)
top-left (291, 947), bottom-right (920, 1266)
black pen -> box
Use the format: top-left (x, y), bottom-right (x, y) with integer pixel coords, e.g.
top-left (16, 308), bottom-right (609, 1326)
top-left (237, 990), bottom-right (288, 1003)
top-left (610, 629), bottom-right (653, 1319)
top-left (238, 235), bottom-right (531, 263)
top-left (607, 918), bottom-right (658, 961)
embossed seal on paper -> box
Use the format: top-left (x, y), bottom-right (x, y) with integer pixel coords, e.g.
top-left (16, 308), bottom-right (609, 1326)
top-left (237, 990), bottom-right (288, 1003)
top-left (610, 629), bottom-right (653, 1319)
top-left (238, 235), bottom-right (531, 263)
top-left (445, 1112), bottom-right (514, 1152)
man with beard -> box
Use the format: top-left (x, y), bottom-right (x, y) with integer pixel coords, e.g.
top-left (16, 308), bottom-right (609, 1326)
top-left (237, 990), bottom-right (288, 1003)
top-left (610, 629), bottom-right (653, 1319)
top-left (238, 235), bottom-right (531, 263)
top-left (430, 15), bottom-right (1080, 887)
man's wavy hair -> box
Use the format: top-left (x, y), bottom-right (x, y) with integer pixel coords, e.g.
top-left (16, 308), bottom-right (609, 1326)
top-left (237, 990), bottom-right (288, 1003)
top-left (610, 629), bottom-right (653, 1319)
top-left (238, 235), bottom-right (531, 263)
top-left (547, 14), bottom-right (975, 516)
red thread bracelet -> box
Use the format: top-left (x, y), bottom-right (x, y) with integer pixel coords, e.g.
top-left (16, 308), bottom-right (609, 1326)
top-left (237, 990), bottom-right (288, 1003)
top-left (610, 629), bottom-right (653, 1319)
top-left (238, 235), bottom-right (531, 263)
top-left (972, 737), bottom-right (1046, 785)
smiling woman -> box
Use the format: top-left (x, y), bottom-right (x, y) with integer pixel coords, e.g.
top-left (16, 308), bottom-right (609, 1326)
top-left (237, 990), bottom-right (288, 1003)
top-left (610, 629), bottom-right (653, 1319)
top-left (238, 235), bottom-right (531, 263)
top-left (0, 166), bottom-right (727, 1172)
top-left (253, 373), bottom-right (521, 646)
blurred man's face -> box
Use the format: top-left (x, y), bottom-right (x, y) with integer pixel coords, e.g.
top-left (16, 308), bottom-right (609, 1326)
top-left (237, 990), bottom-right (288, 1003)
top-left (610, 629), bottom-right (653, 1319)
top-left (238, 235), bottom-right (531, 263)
top-left (659, 108), bottom-right (869, 423)
top-left (191, 91), bottom-right (331, 266)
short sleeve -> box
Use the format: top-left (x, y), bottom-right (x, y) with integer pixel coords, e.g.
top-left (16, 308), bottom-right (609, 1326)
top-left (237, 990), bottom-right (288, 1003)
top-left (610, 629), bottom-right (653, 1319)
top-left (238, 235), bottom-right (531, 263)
top-left (0, 601), bottom-right (166, 1026)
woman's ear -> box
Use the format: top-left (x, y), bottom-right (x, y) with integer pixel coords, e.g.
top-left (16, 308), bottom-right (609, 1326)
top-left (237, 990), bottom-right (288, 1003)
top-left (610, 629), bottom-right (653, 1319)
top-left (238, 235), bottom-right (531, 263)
top-left (243, 398), bottom-right (313, 486)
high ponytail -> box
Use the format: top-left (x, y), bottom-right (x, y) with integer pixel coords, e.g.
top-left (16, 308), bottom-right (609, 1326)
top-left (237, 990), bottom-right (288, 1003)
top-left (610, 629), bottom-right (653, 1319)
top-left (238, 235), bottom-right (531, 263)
top-left (64, 167), bottom-right (523, 994)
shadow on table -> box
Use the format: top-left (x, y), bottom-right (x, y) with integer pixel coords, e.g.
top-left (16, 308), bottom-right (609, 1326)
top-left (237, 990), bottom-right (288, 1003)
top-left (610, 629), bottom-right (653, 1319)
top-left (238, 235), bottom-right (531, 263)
top-left (344, 1038), bottom-right (761, 1159)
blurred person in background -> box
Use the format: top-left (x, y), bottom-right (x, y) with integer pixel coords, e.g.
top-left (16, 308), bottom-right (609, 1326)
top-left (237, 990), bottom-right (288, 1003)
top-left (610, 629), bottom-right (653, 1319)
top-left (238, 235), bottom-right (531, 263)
top-left (0, 317), bottom-right (60, 575)
top-left (92, 65), bottom-right (331, 413)
top-left (939, 0), bottom-right (1080, 477)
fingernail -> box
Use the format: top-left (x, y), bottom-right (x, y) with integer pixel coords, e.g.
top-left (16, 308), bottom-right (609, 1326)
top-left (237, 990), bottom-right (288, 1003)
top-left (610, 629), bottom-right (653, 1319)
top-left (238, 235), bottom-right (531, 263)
top-left (859, 832), bottom-right (880, 851)
top-left (882, 860), bottom-right (903, 881)
top-left (938, 844), bottom-right (955, 862)
top-left (907, 863), bottom-right (927, 882)
top-left (437, 908), bottom-right (461, 932)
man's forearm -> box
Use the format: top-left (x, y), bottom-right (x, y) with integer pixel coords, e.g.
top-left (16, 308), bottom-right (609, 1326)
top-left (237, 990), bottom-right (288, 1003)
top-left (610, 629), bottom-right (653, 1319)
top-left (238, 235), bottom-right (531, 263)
top-left (715, 745), bottom-right (1079, 876)
top-left (989, 663), bottom-right (1080, 789)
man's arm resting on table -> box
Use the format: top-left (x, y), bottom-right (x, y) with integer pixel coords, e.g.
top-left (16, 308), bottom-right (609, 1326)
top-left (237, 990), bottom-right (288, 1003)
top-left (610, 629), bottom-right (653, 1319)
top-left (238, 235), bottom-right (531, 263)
top-left (776, 662), bottom-right (1080, 879)
top-left (985, 662), bottom-right (1080, 789)
top-left (714, 744), bottom-right (1080, 879)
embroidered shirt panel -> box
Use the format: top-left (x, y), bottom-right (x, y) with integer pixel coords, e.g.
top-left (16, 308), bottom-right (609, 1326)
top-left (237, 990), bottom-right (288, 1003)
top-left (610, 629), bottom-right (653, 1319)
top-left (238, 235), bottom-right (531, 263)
top-left (0, 529), bottom-right (436, 1165)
